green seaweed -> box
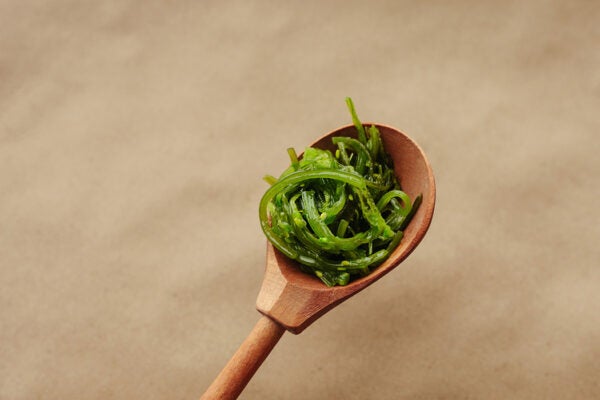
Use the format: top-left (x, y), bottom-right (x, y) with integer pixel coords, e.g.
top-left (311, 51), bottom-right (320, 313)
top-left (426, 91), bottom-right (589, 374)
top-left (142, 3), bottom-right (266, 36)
top-left (259, 98), bottom-right (420, 286)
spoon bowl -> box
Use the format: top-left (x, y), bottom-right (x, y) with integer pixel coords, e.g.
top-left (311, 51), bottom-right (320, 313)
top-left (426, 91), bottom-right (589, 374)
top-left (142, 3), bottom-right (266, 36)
top-left (257, 123), bottom-right (435, 333)
top-left (201, 123), bottom-right (435, 399)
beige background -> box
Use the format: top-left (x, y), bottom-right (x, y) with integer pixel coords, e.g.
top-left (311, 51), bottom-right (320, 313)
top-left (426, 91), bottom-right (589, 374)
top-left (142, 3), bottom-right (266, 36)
top-left (1, 1), bottom-right (599, 399)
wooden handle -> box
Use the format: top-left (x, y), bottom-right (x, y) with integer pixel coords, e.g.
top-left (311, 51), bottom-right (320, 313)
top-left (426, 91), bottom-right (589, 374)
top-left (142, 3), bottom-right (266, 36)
top-left (200, 315), bottom-right (285, 400)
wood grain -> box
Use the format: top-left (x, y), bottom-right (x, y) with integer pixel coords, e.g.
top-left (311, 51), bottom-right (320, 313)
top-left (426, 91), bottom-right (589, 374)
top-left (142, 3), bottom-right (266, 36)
top-left (200, 315), bottom-right (285, 400)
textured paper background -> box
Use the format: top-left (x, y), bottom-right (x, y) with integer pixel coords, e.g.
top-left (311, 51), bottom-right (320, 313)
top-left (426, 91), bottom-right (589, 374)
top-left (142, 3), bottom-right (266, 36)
top-left (1, 1), bottom-right (599, 399)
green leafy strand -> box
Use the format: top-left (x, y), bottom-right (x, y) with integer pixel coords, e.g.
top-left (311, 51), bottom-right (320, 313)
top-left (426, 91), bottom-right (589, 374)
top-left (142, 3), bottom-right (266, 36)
top-left (259, 98), bottom-right (420, 286)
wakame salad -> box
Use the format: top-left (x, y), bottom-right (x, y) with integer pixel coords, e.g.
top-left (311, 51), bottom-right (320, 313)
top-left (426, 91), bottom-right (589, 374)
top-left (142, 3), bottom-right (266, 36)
top-left (259, 98), bottom-right (421, 286)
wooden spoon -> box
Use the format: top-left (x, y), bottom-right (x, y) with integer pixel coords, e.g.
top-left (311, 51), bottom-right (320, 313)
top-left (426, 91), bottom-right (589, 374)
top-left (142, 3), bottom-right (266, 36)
top-left (201, 123), bottom-right (436, 400)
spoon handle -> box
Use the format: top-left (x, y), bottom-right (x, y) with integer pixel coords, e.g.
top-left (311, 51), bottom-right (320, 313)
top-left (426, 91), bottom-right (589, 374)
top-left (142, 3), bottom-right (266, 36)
top-left (200, 315), bottom-right (285, 400)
